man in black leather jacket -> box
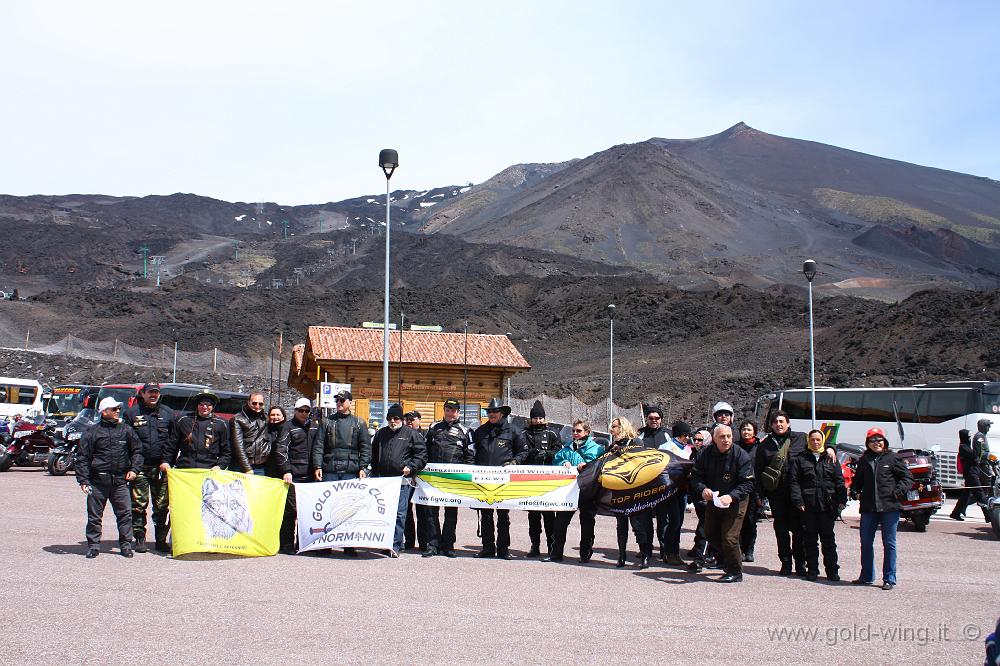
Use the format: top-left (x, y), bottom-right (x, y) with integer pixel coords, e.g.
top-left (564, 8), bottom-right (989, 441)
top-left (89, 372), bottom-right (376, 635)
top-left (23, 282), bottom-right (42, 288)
top-left (310, 390), bottom-right (370, 482)
top-left (473, 399), bottom-right (528, 559)
top-left (123, 381), bottom-right (174, 553)
top-left (755, 411), bottom-right (808, 576)
top-left (370, 403), bottom-right (428, 556)
top-left (421, 398), bottom-right (473, 558)
top-left (516, 400), bottom-right (562, 557)
top-left (76, 397), bottom-right (143, 559)
top-left (231, 392), bottom-right (269, 474)
top-left (160, 392), bottom-right (231, 471)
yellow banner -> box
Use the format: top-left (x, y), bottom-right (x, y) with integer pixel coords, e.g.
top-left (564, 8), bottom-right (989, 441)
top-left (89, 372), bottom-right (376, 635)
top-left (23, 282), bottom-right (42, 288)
top-left (166, 468), bottom-right (288, 557)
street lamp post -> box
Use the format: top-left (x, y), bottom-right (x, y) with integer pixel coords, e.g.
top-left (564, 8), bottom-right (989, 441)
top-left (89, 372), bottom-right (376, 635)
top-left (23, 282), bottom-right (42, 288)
top-left (607, 304), bottom-right (616, 424)
top-left (379, 149), bottom-right (399, 424)
top-left (803, 259), bottom-right (817, 428)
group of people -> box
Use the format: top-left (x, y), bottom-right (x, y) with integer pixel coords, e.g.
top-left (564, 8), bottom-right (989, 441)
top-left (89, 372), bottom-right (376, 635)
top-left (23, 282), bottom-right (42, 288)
top-left (76, 385), bottom-right (925, 590)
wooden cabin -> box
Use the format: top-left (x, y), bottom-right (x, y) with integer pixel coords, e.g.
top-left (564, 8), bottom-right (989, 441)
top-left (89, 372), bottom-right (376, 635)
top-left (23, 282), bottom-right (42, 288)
top-left (287, 326), bottom-right (531, 425)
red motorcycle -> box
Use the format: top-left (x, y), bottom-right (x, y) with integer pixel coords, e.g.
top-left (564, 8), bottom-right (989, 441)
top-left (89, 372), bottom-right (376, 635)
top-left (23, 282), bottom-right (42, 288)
top-left (0, 416), bottom-right (59, 472)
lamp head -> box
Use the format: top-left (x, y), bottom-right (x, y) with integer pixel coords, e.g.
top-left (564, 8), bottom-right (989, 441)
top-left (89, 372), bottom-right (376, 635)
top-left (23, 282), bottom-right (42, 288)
top-left (607, 303), bottom-right (616, 320)
top-left (379, 149), bottom-right (399, 179)
top-left (802, 259), bottom-right (817, 282)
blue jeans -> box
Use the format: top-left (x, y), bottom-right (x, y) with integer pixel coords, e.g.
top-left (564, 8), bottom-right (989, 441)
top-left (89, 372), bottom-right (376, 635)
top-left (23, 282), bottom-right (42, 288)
top-left (251, 467), bottom-right (267, 476)
top-left (394, 484), bottom-right (413, 553)
top-left (322, 472), bottom-right (356, 482)
top-left (859, 510), bottom-right (899, 584)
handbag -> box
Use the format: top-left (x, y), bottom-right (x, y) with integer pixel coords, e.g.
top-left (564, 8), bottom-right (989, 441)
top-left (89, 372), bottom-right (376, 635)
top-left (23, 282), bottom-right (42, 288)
top-left (760, 438), bottom-right (792, 493)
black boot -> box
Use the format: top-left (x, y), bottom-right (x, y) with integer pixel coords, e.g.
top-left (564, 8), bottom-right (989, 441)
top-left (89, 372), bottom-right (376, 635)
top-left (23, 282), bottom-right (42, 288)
top-left (616, 549), bottom-right (626, 568)
top-left (527, 543), bottom-right (541, 558)
top-left (779, 559), bottom-right (792, 576)
top-left (134, 535), bottom-right (148, 554)
top-left (638, 550), bottom-right (650, 570)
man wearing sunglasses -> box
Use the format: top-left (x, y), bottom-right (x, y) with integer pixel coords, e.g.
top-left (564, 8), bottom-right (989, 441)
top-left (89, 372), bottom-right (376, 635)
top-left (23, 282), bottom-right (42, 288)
top-left (76, 397), bottom-right (144, 559)
top-left (473, 398), bottom-right (529, 559)
top-left (231, 392), bottom-right (269, 475)
top-left (370, 404), bottom-right (427, 557)
top-left (123, 381), bottom-right (174, 553)
top-left (402, 411), bottom-right (429, 551)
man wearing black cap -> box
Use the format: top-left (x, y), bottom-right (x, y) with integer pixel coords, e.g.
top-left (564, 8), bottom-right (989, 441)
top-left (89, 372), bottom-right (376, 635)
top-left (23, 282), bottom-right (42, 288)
top-left (161, 391), bottom-right (231, 472)
top-left (473, 398), bottom-right (528, 559)
top-left (635, 406), bottom-right (670, 562)
top-left (370, 404), bottom-right (427, 557)
top-left (421, 398), bottom-right (473, 557)
top-left (516, 400), bottom-right (562, 557)
top-left (123, 381), bottom-right (175, 553)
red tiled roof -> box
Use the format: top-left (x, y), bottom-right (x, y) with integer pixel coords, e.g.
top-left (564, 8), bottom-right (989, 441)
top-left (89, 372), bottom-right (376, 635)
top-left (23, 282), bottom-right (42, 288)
top-left (306, 326), bottom-right (530, 369)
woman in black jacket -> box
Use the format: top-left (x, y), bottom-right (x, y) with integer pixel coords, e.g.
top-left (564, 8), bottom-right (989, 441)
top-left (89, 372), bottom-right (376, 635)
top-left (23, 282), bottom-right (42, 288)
top-left (264, 407), bottom-right (290, 479)
top-left (736, 420), bottom-right (761, 562)
top-left (848, 427), bottom-right (913, 590)
top-left (788, 429), bottom-right (847, 581)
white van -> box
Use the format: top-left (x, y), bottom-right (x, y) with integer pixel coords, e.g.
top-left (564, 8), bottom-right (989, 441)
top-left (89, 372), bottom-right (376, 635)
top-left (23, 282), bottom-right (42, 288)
top-left (0, 377), bottom-right (45, 419)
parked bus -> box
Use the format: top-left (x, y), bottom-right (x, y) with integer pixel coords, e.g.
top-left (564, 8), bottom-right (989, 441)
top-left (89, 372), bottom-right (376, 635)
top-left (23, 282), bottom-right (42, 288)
top-left (754, 381), bottom-right (1000, 489)
top-left (0, 377), bottom-right (46, 419)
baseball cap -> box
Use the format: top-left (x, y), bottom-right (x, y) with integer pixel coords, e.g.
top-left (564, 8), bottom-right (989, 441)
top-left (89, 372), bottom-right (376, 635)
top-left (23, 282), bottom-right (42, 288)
top-left (404, 411), bottom-right (421, 420)
top-left (335, 389), bottom-right (352, 400)
top-left (98, 397), bottom-right (122, 412)
top-left (443, 398), bottom-right (461, 410)
top-left (140, 382), bottom-right (160, 392)
top-left (294, 398), bottom-right (311, 410)
top-left (865, 427), bottom-right (887, 441)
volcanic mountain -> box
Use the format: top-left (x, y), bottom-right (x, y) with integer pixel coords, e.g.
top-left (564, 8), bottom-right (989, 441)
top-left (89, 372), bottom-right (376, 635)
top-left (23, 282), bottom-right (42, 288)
top-left (418, 123), bottom-right (1000, 298)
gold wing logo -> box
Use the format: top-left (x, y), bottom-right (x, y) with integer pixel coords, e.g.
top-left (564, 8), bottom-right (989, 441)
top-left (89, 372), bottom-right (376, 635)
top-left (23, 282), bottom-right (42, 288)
top-left (420, 473), bottom-right (574, 505)
top-left (600, 449), bottom-right (669, 490)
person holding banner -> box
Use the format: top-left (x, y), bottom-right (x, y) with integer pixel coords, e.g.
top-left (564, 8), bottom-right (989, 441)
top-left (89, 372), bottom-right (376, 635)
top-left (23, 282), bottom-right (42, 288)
top-left (473, 398), bottom-right (528, 559)
top-left (517, 400), bottom-right (563, 558)
top-left (370, 403), bottom-right (427, 557)
top-left (275, 398), bottom-right (316, 554)
top-left (421, 398), bottom-right (473, 558)
top-left (609, 416), bottom-right (649, 568)
top-left (160, 392), bottom-right (231, 473)
top-left (545, 419), bottom-right (605, 563)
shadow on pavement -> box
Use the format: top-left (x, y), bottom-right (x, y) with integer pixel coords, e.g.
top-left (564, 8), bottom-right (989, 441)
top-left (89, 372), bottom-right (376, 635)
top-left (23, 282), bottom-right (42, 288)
top-left (43, 542), bottom-right (90, 556)
top-left (954, 525), bottom-right (998, 541)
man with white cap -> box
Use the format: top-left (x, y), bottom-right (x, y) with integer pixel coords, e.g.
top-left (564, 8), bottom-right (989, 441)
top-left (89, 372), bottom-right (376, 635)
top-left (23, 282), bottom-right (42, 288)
top-left (75, 397), bottom-right (144, 559)
top-left (275, 397), bottom-right (316, 553)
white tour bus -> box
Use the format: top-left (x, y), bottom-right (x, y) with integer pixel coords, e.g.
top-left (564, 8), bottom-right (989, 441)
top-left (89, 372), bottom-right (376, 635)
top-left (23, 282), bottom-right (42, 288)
top-left (0, 377), bottom-right (46, 420)
top-left (754, 381), bottom-right (999, 489)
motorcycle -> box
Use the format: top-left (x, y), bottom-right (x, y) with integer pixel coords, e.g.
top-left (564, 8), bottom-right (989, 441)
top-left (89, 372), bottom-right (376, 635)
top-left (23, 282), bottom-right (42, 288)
top-left (46, 407), bottom-right (99, 476)
top-left (0, 416), bottom-right (59, 472)
top-left (840, 444), bottom-right (943, 532)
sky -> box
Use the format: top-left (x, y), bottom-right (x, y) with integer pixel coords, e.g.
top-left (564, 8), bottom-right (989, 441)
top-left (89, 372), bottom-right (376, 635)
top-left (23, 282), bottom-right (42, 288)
top-left (2, 1), bottom-right (998, 205)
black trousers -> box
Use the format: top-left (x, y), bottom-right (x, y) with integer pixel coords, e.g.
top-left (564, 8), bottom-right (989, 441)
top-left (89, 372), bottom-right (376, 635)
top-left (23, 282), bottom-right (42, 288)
top-left (953, 469), bottom-right (989, 518)
top-left (86, 479), bottom-right (133, 548)
top-left (626, 510), bottom-right (654, 553)
top-left (800, 510), bottom-right (838, 575)
top-left (768, 492), bottom-right (805, 567)
top-left (280, 478), bottom-right (310, 550)
top-left (528, 510), bottom-right (557, 551)
top-left (423, 505), bottom-right (458, 551)
top-left (656, 493), bottom-right (686, 555)
top-left (741, 493), bottom-right (759, 554)
top-left (479, 509), bottom-right (511, 554)
top-left (704, 499), bottom-right (749, 574)
top-left (550, 508), bottom-right (596, 559)
top-left (404, 501), bottom-right (430, 549)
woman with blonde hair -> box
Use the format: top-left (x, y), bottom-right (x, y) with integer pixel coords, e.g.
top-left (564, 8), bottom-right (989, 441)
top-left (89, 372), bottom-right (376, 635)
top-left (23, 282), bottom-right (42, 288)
top-left (609, 416), bottom-right (651, 567)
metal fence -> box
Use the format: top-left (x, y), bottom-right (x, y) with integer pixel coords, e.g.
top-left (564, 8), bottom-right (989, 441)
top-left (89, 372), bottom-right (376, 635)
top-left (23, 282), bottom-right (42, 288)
top-left (5, 334), bottom-right (273, 379)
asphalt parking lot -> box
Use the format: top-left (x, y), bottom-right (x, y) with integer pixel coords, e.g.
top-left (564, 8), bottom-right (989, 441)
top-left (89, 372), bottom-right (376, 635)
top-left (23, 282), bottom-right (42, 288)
top-left (0, 467), bottom-right (996, 665)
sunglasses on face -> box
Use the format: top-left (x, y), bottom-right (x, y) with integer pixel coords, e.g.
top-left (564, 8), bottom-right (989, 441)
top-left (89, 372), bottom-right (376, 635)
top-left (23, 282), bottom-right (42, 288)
top-left (693, 437), bottom-right (705, 443)
top-left (388, 416), bottom-right (402, 422)
top-left (250, 401), bottom-right (264, 407)
top-left (294, 408), bottom-right (310, 413)
top-left (336, 397), bottom-right (348, 403)
top-left (108, 407), bottom-right (121, 412)
top-left (647, 416), bottom-right (661, 421)
top-left (573, 429), bottom-right (586, 434)
top-left (867, 437), bottom-right (886, 444)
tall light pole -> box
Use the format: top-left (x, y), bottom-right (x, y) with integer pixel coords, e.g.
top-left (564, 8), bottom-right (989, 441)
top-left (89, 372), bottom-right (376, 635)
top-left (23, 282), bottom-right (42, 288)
top-left (803, 259), bottom-right (817, 428)
top-left (379, 148), bottom-right (399, 423)
top-left (607, 304), bottom-right (616, 424)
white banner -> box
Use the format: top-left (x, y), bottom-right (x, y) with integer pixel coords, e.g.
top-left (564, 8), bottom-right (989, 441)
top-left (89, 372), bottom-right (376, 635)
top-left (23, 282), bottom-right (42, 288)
top-left (295, 477), bottom-right (401, 552)
top-left (412, 463), bottom-right (579, 511)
